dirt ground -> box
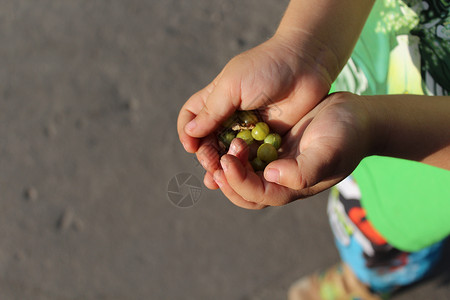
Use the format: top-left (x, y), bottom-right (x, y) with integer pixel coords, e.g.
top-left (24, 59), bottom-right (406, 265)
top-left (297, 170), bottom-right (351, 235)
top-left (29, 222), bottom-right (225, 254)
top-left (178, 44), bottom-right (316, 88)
top-left (0, 0), bottom-right (449, 299)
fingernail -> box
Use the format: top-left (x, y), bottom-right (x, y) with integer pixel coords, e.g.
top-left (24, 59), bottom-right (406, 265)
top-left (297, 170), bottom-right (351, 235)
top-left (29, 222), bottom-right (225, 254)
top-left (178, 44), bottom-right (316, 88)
top-left (182, 141), bottom-right (188, 151)
top-left (229, 142), bottom-right (238, 155)
top-left (214, 172), bottom-right (223, 187)
top-left (199, 159), bottom-right (206, 168)
top-left (265, 168), bottom-right (280, 184)
top-left (220, 157), bottom-right (229, 172)
top-left (185, 120), bottom-right (197, 132)
top-left (215, 177), bottom-right (223, 187)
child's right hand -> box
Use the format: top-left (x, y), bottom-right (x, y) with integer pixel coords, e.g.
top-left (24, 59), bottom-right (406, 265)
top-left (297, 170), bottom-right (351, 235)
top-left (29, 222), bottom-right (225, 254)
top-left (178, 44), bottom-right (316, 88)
top-left (177, 34), bottom-right (333, 188)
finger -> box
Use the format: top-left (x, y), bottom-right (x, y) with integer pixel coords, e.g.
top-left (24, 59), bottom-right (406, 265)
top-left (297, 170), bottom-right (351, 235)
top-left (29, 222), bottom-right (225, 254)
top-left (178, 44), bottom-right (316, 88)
top-left (219, 154), bottom-right (281, 206)
top-left (299, 177), bottom-right (342, 198)
top-left (197, 131), bottom-right (253, 179)
top-left (213, 169), bottom-right (266, 210)
top-left (263, 158), bottom-right (302, 189)
top-left (227, 138), bottom-right (253, 171)
top-left (220, 154), bottom-right (265, 203)
top-left (177, 82), bottom-right (217, 153)
top-left (196, 135), bottom-right (221, 173)
top-left (204, 172), bottom-right (219, 190)
top-left (178, 108), bottom-right (199, 153)
top-left (185, 79), bottom-right (240, 138)
top-left (265, 144), bottom-right (337, 190)
top-left (221, 154), bottom-right (292, 206)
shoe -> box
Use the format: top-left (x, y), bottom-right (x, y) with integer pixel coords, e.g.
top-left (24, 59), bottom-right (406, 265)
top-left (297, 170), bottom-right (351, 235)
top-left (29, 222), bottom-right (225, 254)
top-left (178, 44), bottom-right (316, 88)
top-left (288, 263), bottom-right (387, 300)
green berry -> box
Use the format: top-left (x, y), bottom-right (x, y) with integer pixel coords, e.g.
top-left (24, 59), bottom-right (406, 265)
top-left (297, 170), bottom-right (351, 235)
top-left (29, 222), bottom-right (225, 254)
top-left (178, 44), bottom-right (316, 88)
top-left (238, 111), bottom-right (259, 125)
top-left (251, 157), bottom-right (267, 172)
top-left (222, 113), bottom-right (239, 129)
top-left (251, 122), bottom-right (270, 141)
top-left (236, 129), bottom-right (254, 145)
top-left (257, 143), bottom-right (278, 163)
top-left (219, 131), bottom-right (236, 148)
top-left (264, 133), bottom-right (282, 150)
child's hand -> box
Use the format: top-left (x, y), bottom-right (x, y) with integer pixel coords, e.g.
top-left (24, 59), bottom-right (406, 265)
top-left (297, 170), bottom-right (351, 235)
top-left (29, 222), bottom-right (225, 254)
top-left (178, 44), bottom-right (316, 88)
top-left (212, 92), bottom-right (372, 208)
top-left (177, 35), bottom-right (332, 187)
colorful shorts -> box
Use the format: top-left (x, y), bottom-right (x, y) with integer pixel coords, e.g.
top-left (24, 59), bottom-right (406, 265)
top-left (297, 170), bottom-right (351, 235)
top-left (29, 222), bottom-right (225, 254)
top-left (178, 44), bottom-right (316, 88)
top-left (327, 176), bottom-right (444, 293)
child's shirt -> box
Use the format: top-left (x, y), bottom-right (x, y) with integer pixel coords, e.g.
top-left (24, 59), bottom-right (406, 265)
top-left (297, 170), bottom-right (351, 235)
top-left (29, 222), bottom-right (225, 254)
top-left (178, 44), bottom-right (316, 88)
top-left (333, 0), bottom-right (450, 252)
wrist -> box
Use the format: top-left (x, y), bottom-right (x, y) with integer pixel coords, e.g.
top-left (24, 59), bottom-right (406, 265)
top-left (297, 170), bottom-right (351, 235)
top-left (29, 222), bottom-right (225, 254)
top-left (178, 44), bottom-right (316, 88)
top-left (272, 29), bottom-right (340, 86)
top-left (274, 0), bottom-right (375, 84)
top-left (359, 95), bottom-right (450, 169)
top-left (358, 95), bottom-right (391, 158)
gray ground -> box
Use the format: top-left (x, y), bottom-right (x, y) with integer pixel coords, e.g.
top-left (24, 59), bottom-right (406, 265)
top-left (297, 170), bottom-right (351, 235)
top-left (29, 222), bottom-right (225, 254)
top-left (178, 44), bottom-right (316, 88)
top-left (0, 0), bottom-right (449, 299)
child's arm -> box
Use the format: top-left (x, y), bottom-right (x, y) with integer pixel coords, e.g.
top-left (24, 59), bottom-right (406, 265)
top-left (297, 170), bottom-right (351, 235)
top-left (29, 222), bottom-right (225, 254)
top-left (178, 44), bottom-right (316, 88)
top-left (271, 93), bottom-right (450, 192)
top-left (276, 0), bottom-right (375, 82)
top-left (179, 0), bottom-right (375, 152)
top-left (365, 94), bottom-right (450, 170)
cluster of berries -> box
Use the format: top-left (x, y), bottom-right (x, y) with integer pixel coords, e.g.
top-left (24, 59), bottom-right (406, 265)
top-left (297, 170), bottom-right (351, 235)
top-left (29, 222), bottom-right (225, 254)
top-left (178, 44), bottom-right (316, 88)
top-left (218, 110), bottom-right (281, 171)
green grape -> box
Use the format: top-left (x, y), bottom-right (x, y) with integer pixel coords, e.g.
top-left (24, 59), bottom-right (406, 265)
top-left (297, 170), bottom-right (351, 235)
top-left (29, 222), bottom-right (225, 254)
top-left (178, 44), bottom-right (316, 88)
top-left (238, 111), bottom-right (259, 125)
top-left (219, 131), bottom-right (236, 148)
top-left (222, 113), bottom-right (239, 129)
top-left (264, 133), bottom-right (282, 150)
top-left (236, 129), bottom-right (254, 145)
top-left (251, 122), bottom-right (270, 141)
top-left (257, 143), bottom-right (278, 163)
top-left (250, 157), bottom-right (267, 172)
top-left (217, 111), bottom-right (281, 168)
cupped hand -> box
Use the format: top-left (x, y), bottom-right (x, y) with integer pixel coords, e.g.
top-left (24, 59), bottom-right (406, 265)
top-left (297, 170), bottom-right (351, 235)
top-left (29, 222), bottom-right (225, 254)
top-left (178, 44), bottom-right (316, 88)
top-left (177, 35), bottom-right (332, 187)
top-left (212, 92), bottom-right (373, 209)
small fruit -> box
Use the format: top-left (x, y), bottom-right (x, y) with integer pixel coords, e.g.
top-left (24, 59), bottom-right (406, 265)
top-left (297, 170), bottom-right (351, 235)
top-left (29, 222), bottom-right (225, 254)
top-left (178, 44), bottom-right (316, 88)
top-left (216, 111), bottom-right (281, 171)
top-left (250, 157), bottom-right (267, 172)
top-left (251, 122), bottom-right (270, 141)
top-left (238, 111), bottom-right (259, 125)
top-left (264, 133), bottom-right (282, 150)
top-left (236, 129), bottom-right (254, 145)
top-left (257, 143), bottom-right (278, 163)
top-left (222, 114), bottom-right (239, 129)
top-left (219, 131), bottom-right (236, 148)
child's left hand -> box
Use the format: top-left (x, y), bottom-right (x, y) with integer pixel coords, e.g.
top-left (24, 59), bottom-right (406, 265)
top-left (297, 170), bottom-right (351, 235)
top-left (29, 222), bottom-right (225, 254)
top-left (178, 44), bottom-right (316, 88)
top-left (212, 92), bottom-right (372, 209)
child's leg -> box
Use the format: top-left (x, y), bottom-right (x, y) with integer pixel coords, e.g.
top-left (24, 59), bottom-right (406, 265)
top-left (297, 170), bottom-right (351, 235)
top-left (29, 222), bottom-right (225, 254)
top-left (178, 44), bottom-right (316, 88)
top-left (289, 176), bottom-right (445, 300)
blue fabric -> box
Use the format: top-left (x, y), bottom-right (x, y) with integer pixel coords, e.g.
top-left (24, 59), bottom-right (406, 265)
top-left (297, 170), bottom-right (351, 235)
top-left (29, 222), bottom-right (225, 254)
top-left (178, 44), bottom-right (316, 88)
top-left (334, 230), bottom-right (444, 293)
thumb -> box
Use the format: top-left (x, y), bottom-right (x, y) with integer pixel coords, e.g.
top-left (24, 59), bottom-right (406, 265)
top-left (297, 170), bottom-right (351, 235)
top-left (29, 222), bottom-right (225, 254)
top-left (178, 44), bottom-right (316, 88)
top-left (184, 79), bottom-right (240, 138)
top-left (264, 146), bottom-right (337, 190)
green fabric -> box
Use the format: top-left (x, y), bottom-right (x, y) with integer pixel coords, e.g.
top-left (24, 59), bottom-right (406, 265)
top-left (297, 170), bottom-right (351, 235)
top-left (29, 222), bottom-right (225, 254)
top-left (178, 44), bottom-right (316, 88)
top-left (353, 157), bottom-right (450, 252)
top-left (333, 0), bottom-right (450, 251)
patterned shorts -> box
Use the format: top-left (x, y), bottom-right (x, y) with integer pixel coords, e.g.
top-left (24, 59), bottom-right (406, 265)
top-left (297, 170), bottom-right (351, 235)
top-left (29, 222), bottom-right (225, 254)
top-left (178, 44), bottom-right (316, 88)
top-left (327, 176), bottom-right (444, 293)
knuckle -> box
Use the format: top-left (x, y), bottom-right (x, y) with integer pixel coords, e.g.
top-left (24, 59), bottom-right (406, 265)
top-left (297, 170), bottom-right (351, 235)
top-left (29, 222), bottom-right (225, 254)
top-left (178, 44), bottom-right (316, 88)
top-left (280, 170), bottom-right (304, 190)
top-left (291, 180), bottom-right (304, 190)
top-left (251, 204), bottom-right (267, 210)
top-left (202, 105), bottom-right (223, 125)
